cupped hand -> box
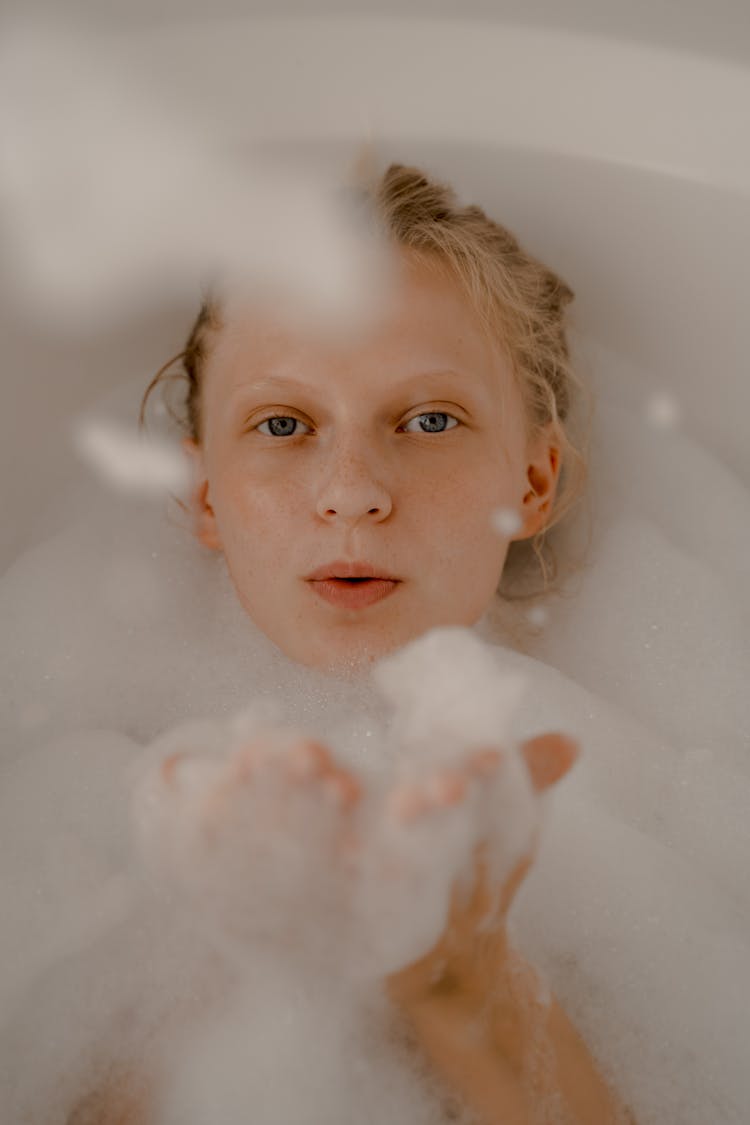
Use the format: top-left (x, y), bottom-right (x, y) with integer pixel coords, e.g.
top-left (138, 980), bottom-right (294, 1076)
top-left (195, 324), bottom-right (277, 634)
top-left (386, 732), bottom-right (579, 1011)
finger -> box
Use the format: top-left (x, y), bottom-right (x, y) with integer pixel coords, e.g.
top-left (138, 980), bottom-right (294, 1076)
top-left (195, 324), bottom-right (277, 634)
top-left (389, 782), bottom-right (430, 823)
top-left (429, 770), bottom-right (467, 807)
top-left (521, 732), bottom-right (580, 793)
top-left (322, 770), bottom-right (362, 807)
top-left (160, 751), bottom-right (186, 787)
top-left (285, 738), bottom-right (333, 780)
top-left (467, 748), bottom-right (503, 777)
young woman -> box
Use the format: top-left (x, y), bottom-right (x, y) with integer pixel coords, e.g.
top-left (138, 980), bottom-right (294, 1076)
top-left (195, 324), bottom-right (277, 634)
top-left (75, 162), bottom-right (631, 1124)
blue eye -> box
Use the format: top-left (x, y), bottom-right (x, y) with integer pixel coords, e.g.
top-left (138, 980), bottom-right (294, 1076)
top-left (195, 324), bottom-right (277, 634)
top-left (402, 412), bottom-right (459, 434)
top-left (256, 416), bottom-right (311, 437)
top-left (254, 412), bottom-right (459, 437)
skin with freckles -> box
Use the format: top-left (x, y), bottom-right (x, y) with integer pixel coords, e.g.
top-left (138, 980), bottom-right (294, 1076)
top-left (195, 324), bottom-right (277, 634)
top-left (185, 249), bottom-right (561, 672)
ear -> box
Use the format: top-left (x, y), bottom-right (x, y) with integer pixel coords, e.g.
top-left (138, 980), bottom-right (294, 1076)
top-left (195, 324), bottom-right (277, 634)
top-left (182, 438), bottom-right (222, 551)
top-left (515, 423), bottom-right (562, 540)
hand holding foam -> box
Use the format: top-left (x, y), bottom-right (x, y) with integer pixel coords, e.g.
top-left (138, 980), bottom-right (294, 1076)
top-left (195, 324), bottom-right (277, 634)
top-left (384, 731), bottom-right (580, 1012)
top-left (350, 627), bottom-right (541, 977)
top-left (131, 628), bottom-right (575, 983)
top-left (132, 711), bottom-right (363, 966)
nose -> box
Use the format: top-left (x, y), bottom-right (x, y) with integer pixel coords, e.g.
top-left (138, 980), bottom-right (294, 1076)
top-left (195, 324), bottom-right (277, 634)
top-left (314, 438), bottom-right (393, 525)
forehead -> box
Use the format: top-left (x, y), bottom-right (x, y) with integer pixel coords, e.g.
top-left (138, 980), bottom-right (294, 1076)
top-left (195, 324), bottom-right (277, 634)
top-left (205, 251), bottom-right (511, 398)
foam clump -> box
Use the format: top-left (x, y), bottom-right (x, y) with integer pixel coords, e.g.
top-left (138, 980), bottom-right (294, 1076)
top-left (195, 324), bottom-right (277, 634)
top-left (132, 628), bottom-right (536, 981)
top-left (124, 630), bottom-right (537, 1124)
top-left (157, 973), bottom-right (464, 1125)
top-left (0, 23), bottom-right (390, 332)
top-left (374, 625), bottom-right (527, 759)
top-left (73, 418), bottom-right (190, 496)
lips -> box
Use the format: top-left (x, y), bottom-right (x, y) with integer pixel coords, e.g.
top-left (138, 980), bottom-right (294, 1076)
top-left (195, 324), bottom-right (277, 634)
top-left (305, 560), bottom-right (401, 610)
top-left (306, 560), bottom-right (399, 582)
top-left (308, 578), bottom-right (400, 610)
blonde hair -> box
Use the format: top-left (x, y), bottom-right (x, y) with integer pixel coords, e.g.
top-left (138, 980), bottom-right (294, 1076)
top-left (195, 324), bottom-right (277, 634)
top-left (141, 161), bottom-right (589, 597)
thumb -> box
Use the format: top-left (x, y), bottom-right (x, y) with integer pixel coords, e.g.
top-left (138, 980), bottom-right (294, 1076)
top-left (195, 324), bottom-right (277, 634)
top-left (520, 732), bottom-right (580, 793)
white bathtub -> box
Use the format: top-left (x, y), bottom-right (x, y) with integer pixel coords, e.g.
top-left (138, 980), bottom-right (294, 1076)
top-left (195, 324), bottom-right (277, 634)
top-left (2, 11), bottom-right (750, 1123)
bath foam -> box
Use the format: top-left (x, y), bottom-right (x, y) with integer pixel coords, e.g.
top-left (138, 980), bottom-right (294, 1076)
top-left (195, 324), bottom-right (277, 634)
top-left (112, 630), bottom-right (542, 1125)
top-left (1, 629), bottom-right (533, 1125)
top-left (1, 367), bottom-right (750, 1123)
top-left (129, 629), bottom-right (536, 977)
top-left (156, 971), bottom-right (468, 1125)
top-left (0, 23), bottom-right (392, 335)
top-left (528, 395), bottom-right (750, 757)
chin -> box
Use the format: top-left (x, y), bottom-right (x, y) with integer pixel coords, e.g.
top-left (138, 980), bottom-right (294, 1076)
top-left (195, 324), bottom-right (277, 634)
top-left (275, 623), bottom-right (415, 678)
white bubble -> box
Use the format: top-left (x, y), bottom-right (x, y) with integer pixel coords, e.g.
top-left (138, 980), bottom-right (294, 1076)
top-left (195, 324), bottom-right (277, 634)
top-left (491, 507), bottom-right (523, 536)
top-left (73, 419), bottom-right (189, 496)
top-left (0, 24), bottom-right (390, 332)
top-left (526, 605), bottom-right (549, 628)
top-left (645, 391), bottom-right (681, 429)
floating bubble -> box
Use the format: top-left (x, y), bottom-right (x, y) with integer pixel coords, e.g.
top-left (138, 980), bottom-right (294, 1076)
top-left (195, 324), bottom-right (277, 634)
top-left (73, 419), bottom-right (189, 496)
top-left (526, 605), bottom-right (549, 628)
top-left (491, 507), bottom-right (523, 536)
top-left (645, 391), bottom-right (681, 429)
top-left (0, 23), bottom-right (391, 333)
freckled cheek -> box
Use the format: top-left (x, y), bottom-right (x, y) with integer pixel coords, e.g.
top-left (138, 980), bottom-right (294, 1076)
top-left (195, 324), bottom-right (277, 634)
top-left (214, 469), bottom-right (307, 550)
top-left (420, 471), bottom-right (512, 574)
top-left (415, 466), bottom-right (509, 528)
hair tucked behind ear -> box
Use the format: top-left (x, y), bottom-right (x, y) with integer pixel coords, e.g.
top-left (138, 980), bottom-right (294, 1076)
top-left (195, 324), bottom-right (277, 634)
top-left (140, 298), bottom-right (222, 443)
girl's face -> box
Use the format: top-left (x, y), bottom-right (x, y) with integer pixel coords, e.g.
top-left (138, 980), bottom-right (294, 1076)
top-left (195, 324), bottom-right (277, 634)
top-left (187, 250), bottom-right (560, 672)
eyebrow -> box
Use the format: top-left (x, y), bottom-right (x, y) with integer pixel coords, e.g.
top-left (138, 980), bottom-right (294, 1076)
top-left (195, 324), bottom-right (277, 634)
top-left (237, 370), bottom-right (469, 396)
